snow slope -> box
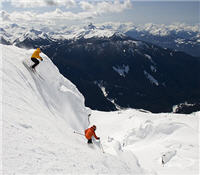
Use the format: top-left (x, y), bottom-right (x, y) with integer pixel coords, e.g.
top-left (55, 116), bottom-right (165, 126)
top-left (1, 44), bottom-right (146, 174)
top-left (1, 44), bottom-right (199, 174)
top-left (91, 110), bottom-right (199, 175)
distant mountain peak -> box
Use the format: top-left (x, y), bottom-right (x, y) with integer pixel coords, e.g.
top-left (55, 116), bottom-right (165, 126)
top-left (111, 32), bottom-right (127, 39)
top-left (10, 23), bottom-right (19, 28)
top-left (87, 23), bottom-right (97, 30)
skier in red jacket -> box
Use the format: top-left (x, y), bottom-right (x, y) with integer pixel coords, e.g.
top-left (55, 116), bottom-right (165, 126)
top-left (85, 125), bottom-right (100, 144)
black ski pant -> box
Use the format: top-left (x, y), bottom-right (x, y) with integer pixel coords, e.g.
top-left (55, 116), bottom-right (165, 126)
top-left (88, 139), bottom-right (92, 144)
top-left (31, 57), bottom-right (39, 69)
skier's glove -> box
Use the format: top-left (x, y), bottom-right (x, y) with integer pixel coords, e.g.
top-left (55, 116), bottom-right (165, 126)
top-left (41, 58), bottom-right (43, 61)
top-left (97, 137), bottom-right (100, 140)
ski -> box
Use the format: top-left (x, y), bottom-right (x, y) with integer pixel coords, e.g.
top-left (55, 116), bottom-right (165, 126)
top-left (23, 61), bottom-right (45, 81)
top-left (22, 61), bottom-right (35, 73)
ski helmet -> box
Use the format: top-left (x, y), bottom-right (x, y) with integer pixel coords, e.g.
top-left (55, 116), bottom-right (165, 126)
top-left (92, 125), bottom-right (96, 130)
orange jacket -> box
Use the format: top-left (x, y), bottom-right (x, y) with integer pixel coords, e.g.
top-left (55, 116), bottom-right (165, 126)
top-left (85, 126), bottom-right (99, 140)
top-left (31, 48), bottom-right (42, 60)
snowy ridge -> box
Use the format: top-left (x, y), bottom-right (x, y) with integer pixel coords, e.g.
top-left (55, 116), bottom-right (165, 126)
top-left (1, 44), bottom-right (147, 174)
top-left (125, 23), bottom-right (200, 57)
top-left (1, 23), bottom-right (199, 57)
top-left (2, 22), bottom-right (199, 44)
top-left (1, 23), bottom-right (116, 42)
top-left (49, 26), bottom-right (115, 40)
top-left (2, 22), bottom-right (198, 38)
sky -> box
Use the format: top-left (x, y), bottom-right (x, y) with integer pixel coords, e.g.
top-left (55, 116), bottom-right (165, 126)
top-left (1, 0), bottom-right (199, 28)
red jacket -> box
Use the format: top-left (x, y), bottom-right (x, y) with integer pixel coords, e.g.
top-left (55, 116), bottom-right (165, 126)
top-left (85, 126), bottom-right (99, 140)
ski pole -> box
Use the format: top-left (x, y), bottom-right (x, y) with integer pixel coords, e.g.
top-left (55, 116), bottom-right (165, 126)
top-left (73, 131), bottom-right (84, 136)
top-left (99, 140), bottom-right (105, 153)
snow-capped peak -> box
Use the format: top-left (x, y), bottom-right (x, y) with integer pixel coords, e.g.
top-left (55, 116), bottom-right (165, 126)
top-left (9, 23), bottom-right (19, 28)
top-left (84, 23), bottom-right (97, 30)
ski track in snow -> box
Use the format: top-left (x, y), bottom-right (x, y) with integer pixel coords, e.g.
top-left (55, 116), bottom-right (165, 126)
top-left (1, 44), bottom-right (199, 175)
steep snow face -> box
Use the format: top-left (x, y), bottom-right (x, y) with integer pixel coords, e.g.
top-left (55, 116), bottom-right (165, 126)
top-left (91, 110), bottom-right (200, 175)
top-left (2, 44), bottom-right (88, 131)
top-left (1, 45), bottom-right (145, 174)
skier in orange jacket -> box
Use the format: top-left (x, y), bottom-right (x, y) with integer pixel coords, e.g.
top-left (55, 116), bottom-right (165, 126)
top-left (31, 48), bottom-right (43, 69)
top-left (85, 125), bottom-right (100, 144)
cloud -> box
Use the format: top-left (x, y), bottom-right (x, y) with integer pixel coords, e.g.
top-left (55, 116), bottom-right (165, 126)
top-left (1, 1), bottom-right (133, 25)
top-left (3, 0), bottom-right (76, 8)
top-left (1, 0), bottom-right (133, 28)
top-left (0, 9), bottom-right (91, 27)
top-left (4, 0), bottom-right (132, 12)
top-left (80, 1), bottom-right (94, 11)
top-left (80, 0), bottom-right (132, 14)
top-left (1, 10), bottom-right (11, 21)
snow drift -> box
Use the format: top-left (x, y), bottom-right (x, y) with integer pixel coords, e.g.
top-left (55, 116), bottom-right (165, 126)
top-left (1, 44), bottom-right (146, 174)
top-left (91, 110), bottom-right (199, 175)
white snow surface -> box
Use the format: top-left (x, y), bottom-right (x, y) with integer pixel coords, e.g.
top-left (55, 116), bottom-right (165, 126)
top-left (1, 44), bottom-right (146, 174)
top-left (1, 44), bottom-right (199, 174)
top-left (91, 110), bottom-right (200, 175)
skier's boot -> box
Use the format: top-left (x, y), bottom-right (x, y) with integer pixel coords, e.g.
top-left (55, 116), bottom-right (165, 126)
top-left (88, 139), bottom-right (93, 144)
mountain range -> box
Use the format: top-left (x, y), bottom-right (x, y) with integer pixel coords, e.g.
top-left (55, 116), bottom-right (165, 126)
top-left (1, 23), bottom-right (200, 113)
top-left (1, 23), bottom-right (199, 57)
top-left (126, 23), bottom-right (200, 57)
